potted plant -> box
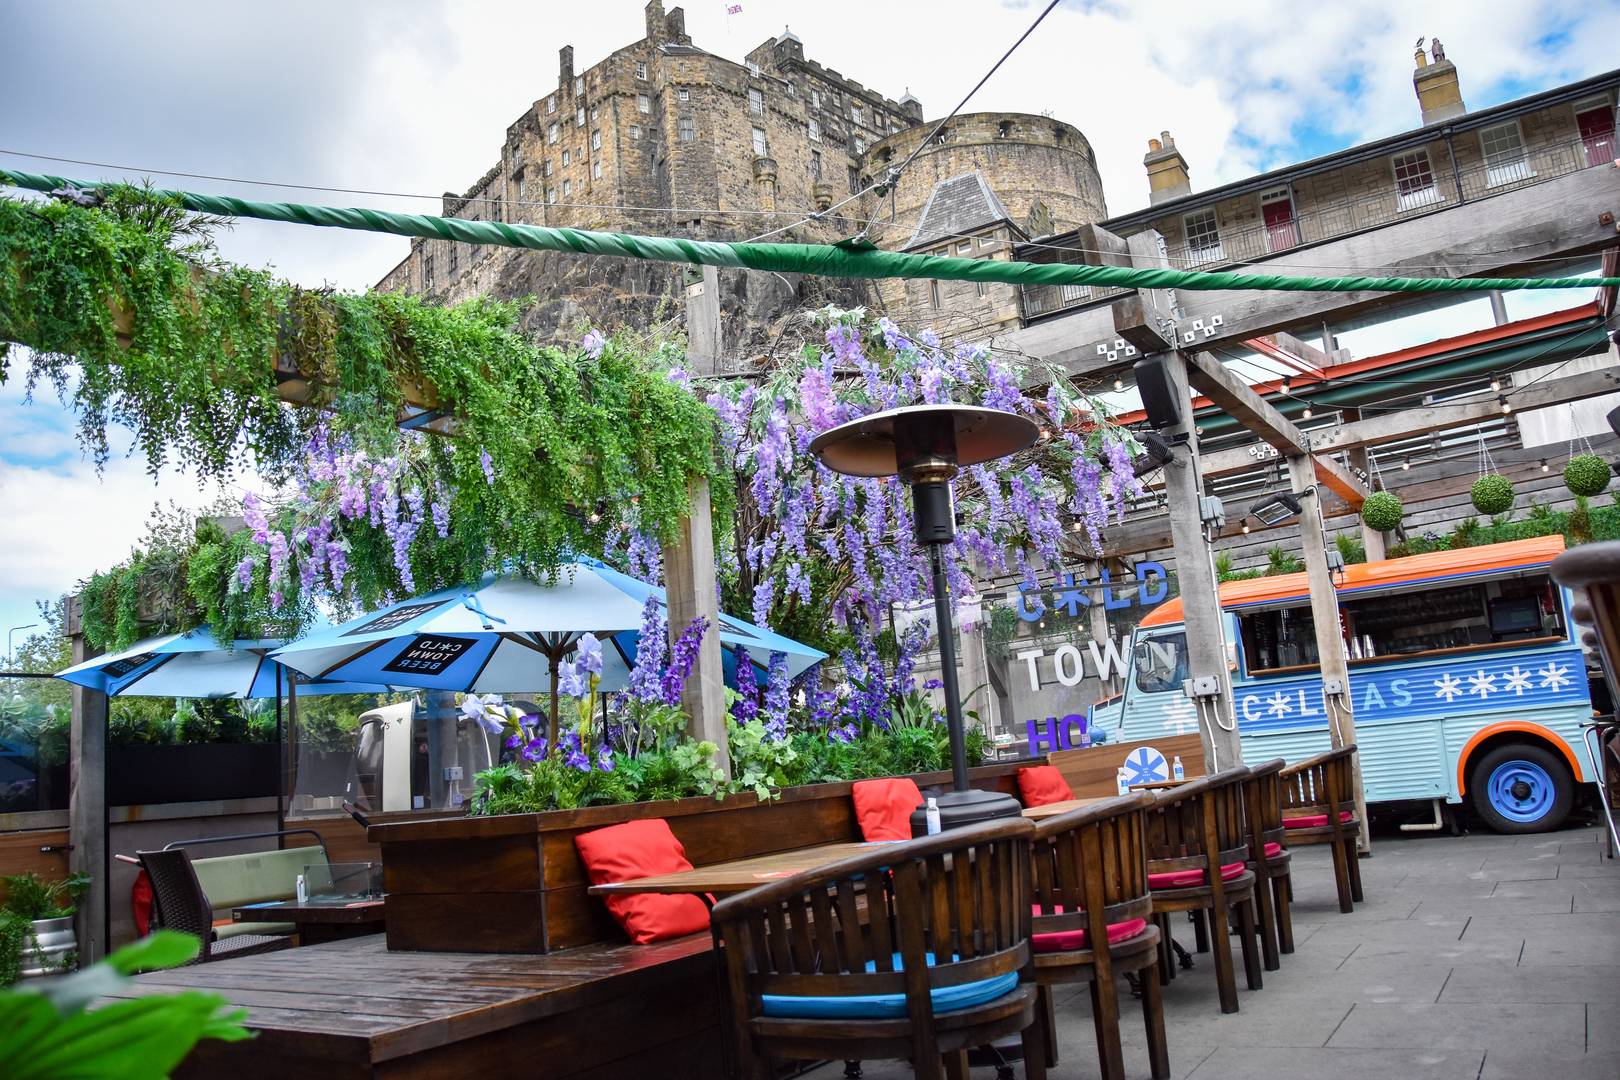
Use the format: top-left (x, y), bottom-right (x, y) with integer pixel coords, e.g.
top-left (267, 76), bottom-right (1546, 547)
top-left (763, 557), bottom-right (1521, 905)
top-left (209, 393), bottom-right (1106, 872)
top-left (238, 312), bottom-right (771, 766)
top-left (1471, 473), bottom-right (1515, 515)
top-left (1564, 452), bottom-right (1610, 498)
top-left (0, 872), bottom-right (89, 985)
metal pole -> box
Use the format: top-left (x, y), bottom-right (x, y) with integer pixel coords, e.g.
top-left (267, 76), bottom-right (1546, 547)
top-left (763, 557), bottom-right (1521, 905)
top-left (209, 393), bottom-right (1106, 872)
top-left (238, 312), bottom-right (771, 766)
top-left (928, 542), bottom-right (971, 792)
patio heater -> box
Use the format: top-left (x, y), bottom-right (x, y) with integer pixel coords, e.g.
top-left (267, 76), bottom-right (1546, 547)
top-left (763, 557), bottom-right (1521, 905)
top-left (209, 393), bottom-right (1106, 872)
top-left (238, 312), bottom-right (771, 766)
top-left (810, 404), bottom-right (1038, 833)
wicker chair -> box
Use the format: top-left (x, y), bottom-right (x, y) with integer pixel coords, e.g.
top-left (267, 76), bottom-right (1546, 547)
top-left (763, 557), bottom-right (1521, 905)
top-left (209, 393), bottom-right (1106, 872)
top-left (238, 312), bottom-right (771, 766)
top-left (1241, 758), bottom-right (1292, 969)
top-left (1143, 768), bottom-right (1264, 1014)
top-left (136, 849), bottom-right (293, 963)
top-left (711, 818), bottom-right (1046, 1080)
top-left (1278, 745), bottom-right (1363, 914)
top-left (1029, 792), bottom-right (1169, 1080)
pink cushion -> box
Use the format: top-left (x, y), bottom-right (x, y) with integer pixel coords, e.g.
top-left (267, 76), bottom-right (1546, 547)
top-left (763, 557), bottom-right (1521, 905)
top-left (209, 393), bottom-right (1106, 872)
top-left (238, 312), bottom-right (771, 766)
top-left (573, 819), bottom-right (711, 945)
top-left (1031, 915), bottom-right (1150, 954)
top-left (1148, 861), bottom-right (1246, 889)
top-left (1017, 766), bottom-right (1075, 807)
top-left (1281, 811), bottom-right (1354, 829)
top-left (1263, 841), bottom-right (1284, 859)
top-left (852, 778), bottom-right (924, 842)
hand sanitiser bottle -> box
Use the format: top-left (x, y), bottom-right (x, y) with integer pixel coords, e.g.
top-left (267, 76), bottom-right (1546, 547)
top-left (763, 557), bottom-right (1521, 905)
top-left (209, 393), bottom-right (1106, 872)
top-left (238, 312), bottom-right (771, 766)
top-left (925, 797), bottom-right (942, 836)
top-left (1173, 755), bottom-right (1185, 781)
top-left (1116, 767), bottom-right (1129, 796)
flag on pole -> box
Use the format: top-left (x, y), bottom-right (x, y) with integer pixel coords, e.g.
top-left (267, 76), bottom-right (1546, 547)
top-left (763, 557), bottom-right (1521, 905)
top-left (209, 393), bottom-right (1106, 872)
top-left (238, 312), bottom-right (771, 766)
top-left (726, 4), bottom-right (743, 14)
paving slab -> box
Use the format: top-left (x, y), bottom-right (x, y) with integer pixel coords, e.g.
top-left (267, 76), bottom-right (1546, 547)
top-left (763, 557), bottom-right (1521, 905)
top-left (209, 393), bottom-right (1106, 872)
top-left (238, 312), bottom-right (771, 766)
top-left (1185, 1046), bottom-right (1483, 1080)
top-left (1438, 963), bottom-right (1620, 1004)
top-left (1479, 1052), bottom-right (1620, 1079)
top-left (1327, 1002), bottom-right (1587, 1056)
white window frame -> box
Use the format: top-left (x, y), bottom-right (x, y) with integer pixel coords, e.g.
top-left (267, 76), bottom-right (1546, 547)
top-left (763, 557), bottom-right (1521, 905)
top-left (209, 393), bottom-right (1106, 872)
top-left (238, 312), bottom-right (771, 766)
top-left (547, 123), bottom-right (559, 145)
top-left (1478, 120), bottom-right (1534, 187)
top-left (851, 105), bottom-right (862, 126)
top-left (955, 240), bottom-right (972, 255)
top-left (808, 118), bottom-right (821, 142)
top-left (748, 87), bottom-right (763, 115)
top-left (574, 77), bottom-right (584, 96)
top-left (561, 149), bottom-right (570, 166)
top-left (1182, 208), bottom-right (1223, 265)
top-left (810, 149), bottom-right (821, 179)
top-left (543, 160), bottom-right (552, 178)
top-left (746, 60), bottom-right (761, 77)
top-left (678, 116), bottom-right (696, 143)
top-left (629, 124), bottom-right (642, 141)
top-left (562, 178), bottom-right (571, 197)
top-left (635, 61), bottom-right (648, 80)
top-left (854, 136), bottom-right (866, 155)
top-left (593, 159), bottom-right (602, 180)
top-left (591, 130), bottom-right (602, 150)
top-left (576, 107), bottom-right (586, 127)
top-left (637, 94), bottom-right (650, 114)
top-left (810, 89), bottom-right (821, 108)
top-left (677, 87), bottom-right (689, 103)
top-left (1391, 149), bottom-right (1441, 211)
top-left (751, 127), bottom-right (767, 156)
top-left (546, 95), bottom-right (556, 114)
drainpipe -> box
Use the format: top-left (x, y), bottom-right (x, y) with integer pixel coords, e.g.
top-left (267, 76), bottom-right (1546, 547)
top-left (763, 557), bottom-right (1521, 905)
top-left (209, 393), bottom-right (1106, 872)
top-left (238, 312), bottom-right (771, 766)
top-left (1443, 128), bottom-right (1465, 204)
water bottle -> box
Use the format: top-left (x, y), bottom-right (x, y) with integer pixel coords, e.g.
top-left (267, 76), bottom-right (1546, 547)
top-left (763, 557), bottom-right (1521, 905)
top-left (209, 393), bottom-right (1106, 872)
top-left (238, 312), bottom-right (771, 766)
top-left (1173, 755), bottom-right (1185, 781)
top-left (1116, 767), bottom-right (1129, 796)
top-left (924, 797), bottom-right (941, 836)
top-left (295, 874), bottom-right (308, 904)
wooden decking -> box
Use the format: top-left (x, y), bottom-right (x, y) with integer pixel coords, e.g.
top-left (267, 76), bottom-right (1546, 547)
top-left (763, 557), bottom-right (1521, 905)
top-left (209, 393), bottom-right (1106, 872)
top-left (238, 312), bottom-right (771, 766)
top-left (104, 933), bottom-right (723, 1079)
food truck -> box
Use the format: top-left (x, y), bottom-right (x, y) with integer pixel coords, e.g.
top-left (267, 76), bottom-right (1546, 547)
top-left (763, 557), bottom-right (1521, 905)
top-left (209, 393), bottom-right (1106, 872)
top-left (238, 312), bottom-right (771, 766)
top-left (1093, 536), bottom-right (1600, 833)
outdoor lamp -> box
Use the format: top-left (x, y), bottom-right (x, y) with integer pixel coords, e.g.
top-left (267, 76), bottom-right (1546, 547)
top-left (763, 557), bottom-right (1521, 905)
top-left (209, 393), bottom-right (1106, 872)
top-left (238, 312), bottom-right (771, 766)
top-left (811, 404), bottom-right (1036, 833)
top-left (1129, 431), bottom-right (1175, 478)
top-left (1248, 491), bottom-right (1303, 527)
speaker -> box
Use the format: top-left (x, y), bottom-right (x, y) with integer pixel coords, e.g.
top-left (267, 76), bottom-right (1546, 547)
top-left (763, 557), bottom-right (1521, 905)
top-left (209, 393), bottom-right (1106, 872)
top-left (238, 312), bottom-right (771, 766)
top-left (1134, 355), bottom-right (1182, 430)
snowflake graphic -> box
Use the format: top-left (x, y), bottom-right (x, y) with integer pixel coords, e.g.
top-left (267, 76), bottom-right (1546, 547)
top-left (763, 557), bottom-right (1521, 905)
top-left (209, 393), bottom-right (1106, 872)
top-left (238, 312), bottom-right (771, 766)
top-left (1501, 666), bottom-right (1534, 695)
top-left (1433, 673), bottom-right (1464, 703)
top-left (1265, 691), bottom-right (1293, 717)
top-left (1161, 700), bottom-right (1199, 735)
top-left (1466, 670), bottom-right (1497, 698)
top-left (1537, 662), bottom-right (1572, 692)
top-left (1123, 747), bottom-right (1170, 785)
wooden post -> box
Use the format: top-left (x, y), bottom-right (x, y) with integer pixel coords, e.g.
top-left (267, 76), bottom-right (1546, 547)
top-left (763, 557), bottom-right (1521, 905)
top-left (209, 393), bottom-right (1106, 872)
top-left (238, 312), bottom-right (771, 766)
top-left (1286, 456), bottom-right (1372, 851)
top-left (65, 596), bottom-right (107, 965)
top-left (1342, 408), bottom-right (1386, 562)
top-left (665, 479), bottom-right (730, 774)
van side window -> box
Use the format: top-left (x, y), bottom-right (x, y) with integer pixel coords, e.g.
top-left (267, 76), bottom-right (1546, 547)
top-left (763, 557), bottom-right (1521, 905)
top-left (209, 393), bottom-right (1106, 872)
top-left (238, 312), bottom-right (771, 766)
top-left (1239, 605), bottom-right (1320, 673)
top-left (1134, 632), bottom-right (1188, 693)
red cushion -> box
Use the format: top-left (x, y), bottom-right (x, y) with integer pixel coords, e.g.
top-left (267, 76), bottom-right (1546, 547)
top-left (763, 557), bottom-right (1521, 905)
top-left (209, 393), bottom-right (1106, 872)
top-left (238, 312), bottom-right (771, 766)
top-left (852, 778), bottom-right (924, 842)
top-left (1017, 766), bottom-right (1075, 807)
top-left (574, 819), bottom-right (712, 945)
top-left (1148, 862), bottom-right (1246, 889)
top-left (1263, 841), bottom-right (1284, 859)
top-left (1281, 811), bottom-right (1354, 829)
top-left (1031, 915), bottom-right (1150, 953)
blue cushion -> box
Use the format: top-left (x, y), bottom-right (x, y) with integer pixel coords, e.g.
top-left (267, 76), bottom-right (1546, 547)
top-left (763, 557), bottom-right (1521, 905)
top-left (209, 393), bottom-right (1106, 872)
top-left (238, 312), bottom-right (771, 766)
top-left (760, 952), bottom-right (1019, 1019)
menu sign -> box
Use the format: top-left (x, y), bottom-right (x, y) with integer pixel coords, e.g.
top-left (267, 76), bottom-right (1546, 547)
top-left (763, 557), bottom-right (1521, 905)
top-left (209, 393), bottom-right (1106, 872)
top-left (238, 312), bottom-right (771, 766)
top-left (343, 601), bottom-right (446, 638)
top-left (381, 635), bottom-right (476, 677)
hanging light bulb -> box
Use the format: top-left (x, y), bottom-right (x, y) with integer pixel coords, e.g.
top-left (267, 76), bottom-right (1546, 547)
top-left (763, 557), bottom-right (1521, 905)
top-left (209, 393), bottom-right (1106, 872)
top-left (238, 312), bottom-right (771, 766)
top-left (1401, 457), bottom-right (1411, 471)
top-left (1499, 395), bottom-right (1512, 415)
top-left (1540, 458), bottom-right (1550, 473)
top-left (1280, 376), bottom-right (1291, 392)
top-left (1241, 521), bottom-right (1251, 534)
top-left (1113, 376), bottom-right (1125, 392)
top-left (588, 510), bottom-right (601, 524)
top-left (1301, 404), bottom-right (1314, 420)
top-left (1489, 376), bottom-right (1501, 392)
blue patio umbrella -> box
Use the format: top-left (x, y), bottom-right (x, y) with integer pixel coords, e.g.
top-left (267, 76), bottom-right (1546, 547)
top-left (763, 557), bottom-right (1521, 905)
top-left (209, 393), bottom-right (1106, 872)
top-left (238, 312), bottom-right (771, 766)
top-left (55, 624), bottom-right (390, 699)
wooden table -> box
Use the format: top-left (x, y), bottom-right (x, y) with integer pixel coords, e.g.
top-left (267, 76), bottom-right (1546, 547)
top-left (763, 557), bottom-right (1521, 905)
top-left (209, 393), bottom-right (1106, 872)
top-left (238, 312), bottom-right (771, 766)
top-left (1131, 778), bottom-right (1194, 791)
top-left (1019, 796), bottom-right (1117, 820)
top-left (589, 842), bottom-right (878, 900)
top-left (233, 897), bottom-right (386, 945)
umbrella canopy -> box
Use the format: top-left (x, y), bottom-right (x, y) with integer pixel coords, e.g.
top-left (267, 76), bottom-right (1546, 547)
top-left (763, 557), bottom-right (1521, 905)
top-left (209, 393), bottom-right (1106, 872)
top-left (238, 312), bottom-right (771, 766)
top-left (55, 625), bottom-right (388, 698)
top-left (268, 562), bottom-right (826, 695)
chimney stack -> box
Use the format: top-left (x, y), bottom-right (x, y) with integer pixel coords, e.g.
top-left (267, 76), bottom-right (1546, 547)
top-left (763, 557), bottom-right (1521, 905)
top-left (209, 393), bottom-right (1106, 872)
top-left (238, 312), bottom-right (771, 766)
top-left (645, 0), bottom-right (666, 43)
top-left (1144, 131), bottom-right (1191, 205)
top-left (559, 46), bottom-right (574, 88)
top-left (1413, 39), bottom-right (1466, 125)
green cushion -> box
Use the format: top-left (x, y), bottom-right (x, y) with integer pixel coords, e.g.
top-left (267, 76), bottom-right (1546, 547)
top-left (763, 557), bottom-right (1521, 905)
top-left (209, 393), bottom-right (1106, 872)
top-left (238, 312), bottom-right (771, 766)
top-left (191, 846), bottom-right (329, 916)
top-left (215, 920), bottom-right (295, 940)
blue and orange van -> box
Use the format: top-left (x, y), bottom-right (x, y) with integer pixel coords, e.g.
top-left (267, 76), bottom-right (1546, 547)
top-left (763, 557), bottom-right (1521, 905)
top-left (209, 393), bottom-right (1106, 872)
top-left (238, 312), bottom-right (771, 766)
top-left (1094, 536), bottom-right (1600, 833)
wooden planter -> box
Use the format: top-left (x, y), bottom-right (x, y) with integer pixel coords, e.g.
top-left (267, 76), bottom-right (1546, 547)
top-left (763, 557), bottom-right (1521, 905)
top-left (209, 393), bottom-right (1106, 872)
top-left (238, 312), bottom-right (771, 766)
top-left (368, 760), bottom-right (1028, 954)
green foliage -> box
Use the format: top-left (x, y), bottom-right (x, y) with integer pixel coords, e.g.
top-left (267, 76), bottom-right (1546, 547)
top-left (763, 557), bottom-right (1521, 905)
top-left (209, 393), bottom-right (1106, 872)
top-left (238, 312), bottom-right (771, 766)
top-left (1564, 452), bottom-right (1611, 497)
top-left (1471, 473), bottom-right (1515, 515)
top-left (726, 718), bottom-right (801, 802)
top-left (1334, 533), bottom-right (1367, 565)
top-left (1265, 547), bottom-right (1303, 575)
top-left (1214, 551), bottom-right (1263, 583)
top-left (1, 872), bottom-right (90, 988)
top-left (1569, 495), bottom-right (1594, 545)
top-left (0, 931), bottom-right (252, 1078)
top-left (1359, 491), bottom-right (1404, 533)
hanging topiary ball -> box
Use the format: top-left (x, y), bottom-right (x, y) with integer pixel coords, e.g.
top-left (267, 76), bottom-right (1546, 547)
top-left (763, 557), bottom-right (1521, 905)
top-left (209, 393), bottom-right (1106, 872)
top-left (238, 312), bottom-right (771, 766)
top-left (1564, 453), bottom-right (1610, 497)
top-left (1360, 491), bottom-right (1404, 532)
top-left (1471, 474), bottom-right (1515, 515)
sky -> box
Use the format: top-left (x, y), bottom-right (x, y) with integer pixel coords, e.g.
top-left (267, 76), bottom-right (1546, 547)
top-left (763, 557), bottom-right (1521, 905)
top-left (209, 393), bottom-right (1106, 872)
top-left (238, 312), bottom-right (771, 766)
top-left (1, 0), bottom-right (1617, 660)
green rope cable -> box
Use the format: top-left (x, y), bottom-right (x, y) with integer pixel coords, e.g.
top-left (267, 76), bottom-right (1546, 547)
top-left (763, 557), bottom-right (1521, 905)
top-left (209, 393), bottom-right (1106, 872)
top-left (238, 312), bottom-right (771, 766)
top-left (5, 168), bottom-right (1616, 295)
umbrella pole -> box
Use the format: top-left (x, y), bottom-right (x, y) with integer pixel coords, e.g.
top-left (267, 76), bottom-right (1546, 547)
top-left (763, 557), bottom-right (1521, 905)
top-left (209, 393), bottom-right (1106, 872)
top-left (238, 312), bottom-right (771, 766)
top-left (548, 646), bottom-right (561, 747)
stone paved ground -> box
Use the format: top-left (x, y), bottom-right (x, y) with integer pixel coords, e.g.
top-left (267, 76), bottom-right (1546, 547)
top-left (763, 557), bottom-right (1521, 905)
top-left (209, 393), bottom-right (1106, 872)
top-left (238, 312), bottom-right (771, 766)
top-left (837, 821), bottom-right (1620, 1079)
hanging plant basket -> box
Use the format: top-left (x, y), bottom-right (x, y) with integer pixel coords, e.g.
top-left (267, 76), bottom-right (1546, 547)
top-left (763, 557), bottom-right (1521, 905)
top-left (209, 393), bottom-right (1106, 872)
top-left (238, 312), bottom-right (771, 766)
top-left (1360, 491), bottom-right (1404, 532)
top-left (1471, 474), bottom-right (1515, 515)
top-left (1564, 452), bottom-right (1610, 498)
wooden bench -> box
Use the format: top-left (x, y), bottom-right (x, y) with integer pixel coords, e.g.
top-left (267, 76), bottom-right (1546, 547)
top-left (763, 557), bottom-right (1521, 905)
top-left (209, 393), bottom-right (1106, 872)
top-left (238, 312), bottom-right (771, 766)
top-left (1047, 733), bottom-right (1207, 798)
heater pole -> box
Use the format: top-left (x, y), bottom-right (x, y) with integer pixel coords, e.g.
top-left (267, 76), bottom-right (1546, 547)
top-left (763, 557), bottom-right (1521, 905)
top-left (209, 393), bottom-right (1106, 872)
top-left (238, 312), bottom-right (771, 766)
top-left (928, 541), bottom-right (971, 792)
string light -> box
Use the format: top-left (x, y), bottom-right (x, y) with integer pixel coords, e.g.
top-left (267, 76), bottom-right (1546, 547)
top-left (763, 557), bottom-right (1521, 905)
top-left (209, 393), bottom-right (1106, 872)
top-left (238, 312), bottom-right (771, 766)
top-left (1499, 395), bottom-right (1512, 415)
top-left (1241, 522), bottom-right (1251, 534)
top-left (1301, 405), bottom-right (1314, 420)
top-left (1489, 377), bottom-right (1501, 392)
top-left (1280, 377), bottom-right (1291, 392)
top-left (1113, 376), bottom-right (1125, 392)
top-left (1401, 458), bottom-right (1411, 471)
top-left (1540, 458), bottom-right (1550, 472)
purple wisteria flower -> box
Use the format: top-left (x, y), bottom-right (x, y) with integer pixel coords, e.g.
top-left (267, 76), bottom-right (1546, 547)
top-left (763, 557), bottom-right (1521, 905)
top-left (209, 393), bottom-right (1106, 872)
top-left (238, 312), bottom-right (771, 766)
top-left (234, 555), bottom-right (256, 591)
top-left (478, 447), bottom-right (495, 486)
top-left (243, 492), bottom-right (270, 545)
top-left (581, 329), bottom-right (607, 358)
top-left (667, 367), bottom-right (691, 389)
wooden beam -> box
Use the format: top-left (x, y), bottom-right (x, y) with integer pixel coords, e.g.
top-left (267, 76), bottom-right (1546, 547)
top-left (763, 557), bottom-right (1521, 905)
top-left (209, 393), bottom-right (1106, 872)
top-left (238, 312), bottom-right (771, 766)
top-left (1183, 350), bottom-right (1369, 506)
top-left (65, 596), bottom-right (108, 965)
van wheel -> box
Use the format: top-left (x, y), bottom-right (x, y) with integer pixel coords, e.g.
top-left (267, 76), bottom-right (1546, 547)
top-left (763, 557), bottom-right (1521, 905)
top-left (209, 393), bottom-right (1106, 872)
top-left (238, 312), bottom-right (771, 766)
top-left (1468, 743), bottom-right (1573, 834)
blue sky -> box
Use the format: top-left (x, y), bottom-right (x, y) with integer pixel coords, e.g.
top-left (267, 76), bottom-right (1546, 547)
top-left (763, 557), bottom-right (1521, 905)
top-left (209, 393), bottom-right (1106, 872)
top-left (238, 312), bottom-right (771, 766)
top-left (1, 0), bottom-right (1617, 663)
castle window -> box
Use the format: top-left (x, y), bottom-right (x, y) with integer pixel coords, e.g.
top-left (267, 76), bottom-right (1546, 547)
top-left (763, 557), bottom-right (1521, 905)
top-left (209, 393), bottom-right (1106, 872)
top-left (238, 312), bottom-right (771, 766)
top-left (854, 136), bottom-right (866, 154)
top-left (930, 281), bottom-right (941, 308)
top-left (976, 281), bottom-right (987, 298)
top-left (562, 149), bottom-right (570, 166)
top-left (808, 118), bottom-right (821, 142)
top-left (543, 160), bottom-right (553, 177)
top-left (678, 87), bottom-right (689, 102)
top-left (593, 159), bottom-right (602, 180)
top-left (1183, 208), bottom-right (1224, 265)
top-left (746, 60), bottom-right (761, 77)
top-left (546, 95), bottom-right (556, 114)
top-left (810, 150), bottom-right (821, 178)
top-left (423, 252), bottom-right (434, 286)
top-left (635, 61), bottom-right (648, 80)
top-left (629, 124), bottom-right (642, 140)
top-left (448, 244), bottom-right (458, 275)
top-left (749, 87), bottom-right (764, 115)
top-left (679, 116), bottom-right (696, 142)
top-left (1391, 149), bottom-right (1440, 210)
top-left (574, 76), bottom-right (584, 96)
top-left (849, 167), bottom-right (860, 194)
top-left (851, 105), bottom-right (862, 126)
top-left (811, 89), bottom-right (821, 108)
top-left (548, 123), bottom-right (559, 144)
top-left (997, 120), bottom-right (1012, 138)
top-left (932, 128), bottom-right (948, 145)
top-left (1480, 121), bottom-right (1532, 186)
top-left (548, 187), bottom-right (558, 204)
top-left (516, 175), bottom-right (526, 200)
top-left (590, 106), bottom-right (599, 122)
top-left (591, 129), bottom-right (602, 150)
top-left (563, 179), bottom-right (571, 197)
top-left (490, 197), bottom-right (502, 222)
top-left (577, 107), bottom-right (586, 126)
top-left (751, 126), bottom-right (767, 156)
top-left (786, 80), bottom-right (796, 97)
top-left (637, 94), bottom-right (651, 114)
top-left (956, 240), bottom-right (972, 255)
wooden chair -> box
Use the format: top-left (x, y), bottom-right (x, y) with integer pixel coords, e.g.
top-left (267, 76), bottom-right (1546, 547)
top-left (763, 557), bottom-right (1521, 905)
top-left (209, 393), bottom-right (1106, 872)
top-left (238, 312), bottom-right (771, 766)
top-left (710, 818), bottom-right (1047, 1080)
top-left (136, 849), bottom-right (294, 963)
top-left (1142, 769), bottom-right (1263, 1014)
top-left (1029, 792), bottom-right (1169, 1080)
top-left (1278, 746), bottom-right (1363, 914)
top-left (1240, 759), bottom-right (1292, 969)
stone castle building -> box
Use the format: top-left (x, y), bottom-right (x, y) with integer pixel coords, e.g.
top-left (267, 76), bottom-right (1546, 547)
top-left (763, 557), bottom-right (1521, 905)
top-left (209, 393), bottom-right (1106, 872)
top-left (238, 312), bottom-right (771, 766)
top-left (376, 1), bottom-right (1109, 353)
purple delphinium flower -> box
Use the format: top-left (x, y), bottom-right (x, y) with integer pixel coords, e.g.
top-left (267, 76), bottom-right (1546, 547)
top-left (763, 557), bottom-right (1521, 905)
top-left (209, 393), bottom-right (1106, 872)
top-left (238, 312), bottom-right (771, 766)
top-left (557, 729), bottom-right (591, 771)
top-left (661, 616), bottom-right (708, 707)
top-left (762, 651), bottom-right (790, 740)
top-left (596, 747), bottom-right (616, 772)
top-left (558, 660), bottom-right (586, 698)
top-left (581, 329), bottom-right (606, 358)
top-left (731, 646), bottom-right (760, 724)
top-left (575, 632), bottom-right (603, 677)
top-left (829, 722), bottom-right (859, 744)
top-left (923, 678), bottom-right (944, 691)
top-left (626, 597), bottom-right (667, 704)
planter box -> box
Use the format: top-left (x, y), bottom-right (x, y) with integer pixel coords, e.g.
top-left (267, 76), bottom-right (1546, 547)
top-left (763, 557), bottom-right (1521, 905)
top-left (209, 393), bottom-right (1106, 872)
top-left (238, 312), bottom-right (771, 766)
top-left (368, 760), bottom-right (1031, 954)
top-left (107, 743), bottom-right (278, 806)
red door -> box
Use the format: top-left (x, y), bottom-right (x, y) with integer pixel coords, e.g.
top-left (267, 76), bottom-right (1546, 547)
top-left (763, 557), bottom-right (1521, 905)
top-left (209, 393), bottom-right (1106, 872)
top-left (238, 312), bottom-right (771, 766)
top-left (1263, 198), bottom-right (1297, 252)
top-left (1578, 106), bottom-right (1615, 167)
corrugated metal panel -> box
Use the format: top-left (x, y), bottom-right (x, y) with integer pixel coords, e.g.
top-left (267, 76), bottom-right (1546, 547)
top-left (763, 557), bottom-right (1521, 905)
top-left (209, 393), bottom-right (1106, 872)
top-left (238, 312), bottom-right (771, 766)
top-left (1354, 717), bottom-right (1451, 800)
